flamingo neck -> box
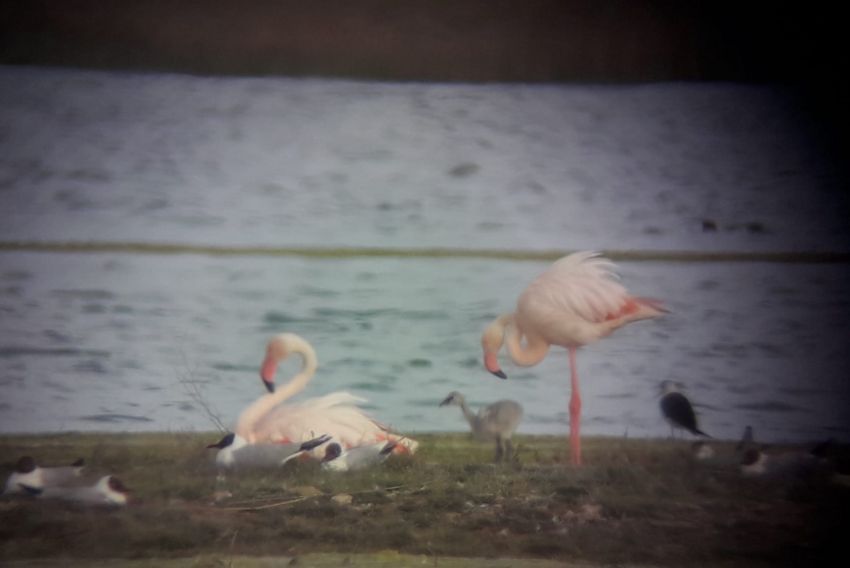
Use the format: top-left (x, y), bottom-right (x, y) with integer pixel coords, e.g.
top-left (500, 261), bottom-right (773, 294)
top-left (504, 322), bottom-right (550, 367)
top-left (235, 337), bottom-right (318, 441)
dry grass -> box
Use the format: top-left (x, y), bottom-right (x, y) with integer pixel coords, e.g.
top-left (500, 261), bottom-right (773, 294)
top-left (1, 432), bottom-right (847, 567)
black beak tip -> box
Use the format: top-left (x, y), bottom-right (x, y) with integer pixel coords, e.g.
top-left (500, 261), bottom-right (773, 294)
top-left (263, 380), bottom-right (275, 393)
top-left (491, 369), bottom-right (508, 380)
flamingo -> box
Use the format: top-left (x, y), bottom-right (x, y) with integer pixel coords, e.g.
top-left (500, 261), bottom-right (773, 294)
top-left (234, 333), bottom-right (418, 455)
top-left (481, 251), bottom-right (666, 466)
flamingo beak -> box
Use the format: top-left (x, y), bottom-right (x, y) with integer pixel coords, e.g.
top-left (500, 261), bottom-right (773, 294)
top-left (260, 354), bottom-right (277, 393)
top-left (484, 351), bottom-right (507, 379)
top-left (439, 395), bottom-right (453, 406)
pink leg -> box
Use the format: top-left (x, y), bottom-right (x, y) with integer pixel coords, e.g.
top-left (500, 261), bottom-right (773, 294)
top-left (568, 346), bottom-right (582, 466)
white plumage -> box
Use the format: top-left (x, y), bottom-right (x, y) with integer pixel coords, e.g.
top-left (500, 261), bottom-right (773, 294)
top-left (207, 432), bottom-right (331, 469)
top-left (320, 441), bottom-right (397, 472)
top-left (3, 456), bottom-right (84, 495)
top-left (21, 475), bottom-right (129, 506)
top-left (235, 333), bottom-right (418, 455)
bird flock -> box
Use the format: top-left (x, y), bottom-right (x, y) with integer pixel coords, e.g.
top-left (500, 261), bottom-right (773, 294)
top-left (2, 251), bottom-right (842, 506)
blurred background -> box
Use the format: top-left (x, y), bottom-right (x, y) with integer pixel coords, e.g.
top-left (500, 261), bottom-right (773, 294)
top-left (1, 0), bottom-right (848, 443)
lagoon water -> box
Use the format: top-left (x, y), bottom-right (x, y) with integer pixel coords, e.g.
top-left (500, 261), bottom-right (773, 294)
top-left (1, 66), bottom-right (849, 444)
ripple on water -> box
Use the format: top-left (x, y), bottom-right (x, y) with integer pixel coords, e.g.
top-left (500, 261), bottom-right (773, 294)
top-left (0, 347), bottom-right (110, 358)
top-left (349, 382), bottom-right (389, 392)
top-left (295, 285), bottom-right (339, 299)
top-left (734, 400), bottom-right (802, 413)
top-left (211, 362), bottom-right (257, 373)
top-left (79, 413), bottom-right (154, 423)
top-left (51, 289), bottom-right (115, 300)
top-left (72, 360), bottom-right (109, 374)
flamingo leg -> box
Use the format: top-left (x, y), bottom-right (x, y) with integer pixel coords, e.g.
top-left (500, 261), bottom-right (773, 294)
top-left (568, 346), bottom-right (582, 466)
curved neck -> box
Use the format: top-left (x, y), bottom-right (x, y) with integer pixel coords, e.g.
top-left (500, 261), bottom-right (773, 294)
top-left (503, 318), bottom-right (550, 367)
top-left (235, 338), bottom-right (318, 441)
top-left (457, 399), bottom-right (478, 429)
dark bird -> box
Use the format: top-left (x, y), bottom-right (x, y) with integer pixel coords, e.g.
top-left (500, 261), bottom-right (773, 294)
top-left (659, 381), bottom-right (709, 438)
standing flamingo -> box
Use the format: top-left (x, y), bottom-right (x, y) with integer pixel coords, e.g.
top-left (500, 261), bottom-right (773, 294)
top-left (481, 251), bottom-right (665, 466)
top-left (235, 333), bottom-right (417, 455)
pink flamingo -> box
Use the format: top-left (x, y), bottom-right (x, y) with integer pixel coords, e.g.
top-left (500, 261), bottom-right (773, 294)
top-left (235, 333), bottom-right (417, 455)
top-left (481, 251), bottom-right (666, 466)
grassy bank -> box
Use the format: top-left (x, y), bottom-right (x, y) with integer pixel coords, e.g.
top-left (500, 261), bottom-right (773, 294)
top-left (1, 432), bottom-right (847, 566)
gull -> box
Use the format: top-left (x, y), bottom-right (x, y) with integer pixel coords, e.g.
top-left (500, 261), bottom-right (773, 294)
top-left (20, 475), bottom-right (130, 506)
top-left (206, 432), bottom-right (332, 470)
top-left (3, 456), bottom-right (85, 495)
top-left (320, 441), bottom-right (397, 472)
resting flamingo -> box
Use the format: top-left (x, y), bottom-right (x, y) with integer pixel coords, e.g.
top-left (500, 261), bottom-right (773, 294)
top-left (481, 251), bottom-right (665, 466)
top-left (234, 333), bottom-right (417, 455)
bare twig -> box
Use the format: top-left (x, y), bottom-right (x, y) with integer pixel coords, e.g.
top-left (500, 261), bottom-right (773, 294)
top-left (227, 528), bottom-right (239, 568)
top-left (174, 343), bottom-right (228, 433)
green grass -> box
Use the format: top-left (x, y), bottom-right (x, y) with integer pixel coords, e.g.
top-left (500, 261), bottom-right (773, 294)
top-left (1, 433), bottom-right (847, 567)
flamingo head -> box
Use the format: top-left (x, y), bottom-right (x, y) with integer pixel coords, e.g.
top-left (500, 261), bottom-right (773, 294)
top-left (481, 318), bottom-right (508, 379)
top-left (260, 334), bottom-right (293, 393)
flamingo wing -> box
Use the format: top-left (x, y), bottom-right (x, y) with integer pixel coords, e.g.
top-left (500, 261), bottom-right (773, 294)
top-left (524, 251), bottom-right (630, 323)
top-left (252, 391), bottom-right (384, 449)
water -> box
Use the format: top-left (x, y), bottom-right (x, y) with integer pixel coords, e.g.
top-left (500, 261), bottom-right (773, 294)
top-left (1, 66), bottom-right (849, 444)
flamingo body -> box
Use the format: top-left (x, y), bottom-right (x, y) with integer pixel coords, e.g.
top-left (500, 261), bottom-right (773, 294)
top-left (235, 333), bottom-right (418, 456)
top-left (516, 252), bottom-right (663, 347)
top-left (482, 251), bottom-right (665, 465)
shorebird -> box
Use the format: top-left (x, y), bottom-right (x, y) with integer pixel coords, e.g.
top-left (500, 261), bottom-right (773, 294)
top-left (206, 432), bottom-right (332, 470)
top-left (481, 251), bottom-right (665, 465)
top-left (691, 441), bottom-right (716, 461)
top-left (736, 425), bottom-right (756, 454)
top-left (320, 441), bottom-right (397, 472)
top-left (20, 475), bottom-right (129, 506)
top-left (3, 456), bottom-right (85, 495)
top-left (439, 391), bottom-right (523, 462)
top-left (659, 381), bottom-right (709, 438)
top-left (739, 447), bottom-right (822, 478)
top-left (738, 427), bottom-right (826, 479)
